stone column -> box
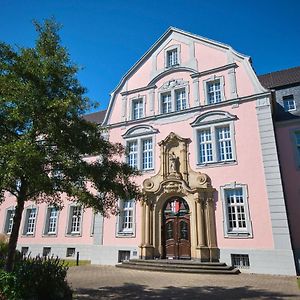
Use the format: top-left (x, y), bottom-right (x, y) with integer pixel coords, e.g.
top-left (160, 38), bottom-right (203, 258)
top-left (145, 203), bottom-right (150, 245)
top-left (140, 201), bottom-right (154, 259)
top-left (197, 201), bottom-right (206, 247)
top-left (205, 195), bottom-right (219, 262)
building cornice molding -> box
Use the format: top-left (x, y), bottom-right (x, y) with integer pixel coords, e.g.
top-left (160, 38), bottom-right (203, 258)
top-left (105, 91), bottom-right (271, 129)
top-left (120, 84), bottom-right (157, 96)
top-left (190, 63), bottom-right (238, 79)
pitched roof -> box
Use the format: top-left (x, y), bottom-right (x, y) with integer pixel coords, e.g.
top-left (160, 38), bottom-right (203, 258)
top-left (258, 66), bottom-right (300, 89)
top-left (83, 110), bottom-right (107, 124)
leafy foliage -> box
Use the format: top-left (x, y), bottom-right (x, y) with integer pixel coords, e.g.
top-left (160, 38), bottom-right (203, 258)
top-left (0, 18), bottom-right (140, 211)
top-left (0, 256), bottom-right (72, 300)
top-left (0, 18), bottom-right (140, 271)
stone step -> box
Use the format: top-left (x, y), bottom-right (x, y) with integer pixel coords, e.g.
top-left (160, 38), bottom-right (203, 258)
top-left (116, 259), bottom-right (240, 275)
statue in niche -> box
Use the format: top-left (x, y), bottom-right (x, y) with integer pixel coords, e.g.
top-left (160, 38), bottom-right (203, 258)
top-left (169, 152), bottom-right (180, 176)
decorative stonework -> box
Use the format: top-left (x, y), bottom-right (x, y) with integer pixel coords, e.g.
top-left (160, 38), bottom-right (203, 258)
top-left (140, 132), bottom-right (219, 262)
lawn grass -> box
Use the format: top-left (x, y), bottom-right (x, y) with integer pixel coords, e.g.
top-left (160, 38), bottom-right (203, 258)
top-left (63, 259), bottom-right (91, 267)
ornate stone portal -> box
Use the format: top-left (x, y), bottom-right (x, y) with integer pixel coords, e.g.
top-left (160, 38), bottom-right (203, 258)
top-left (140, 132), bottom-right (219, 262)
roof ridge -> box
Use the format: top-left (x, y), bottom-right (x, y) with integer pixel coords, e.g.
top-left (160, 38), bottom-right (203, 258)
top-left (258, 65), bottom-right (300, 77)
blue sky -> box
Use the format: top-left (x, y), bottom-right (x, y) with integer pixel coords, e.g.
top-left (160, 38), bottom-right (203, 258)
top-left (1, 0), bottom-right (299, 111)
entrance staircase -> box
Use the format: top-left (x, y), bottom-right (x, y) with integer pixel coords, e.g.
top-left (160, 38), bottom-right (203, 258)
top-left (116, 259), bottom-right (240, 275)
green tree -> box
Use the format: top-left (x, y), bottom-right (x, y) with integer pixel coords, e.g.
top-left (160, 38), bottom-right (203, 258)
top-left (0, 19), bottom-right (140, 272)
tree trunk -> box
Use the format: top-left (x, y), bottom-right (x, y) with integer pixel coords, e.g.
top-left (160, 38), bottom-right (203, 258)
top-left (5, 196), bottom-right (25, 272)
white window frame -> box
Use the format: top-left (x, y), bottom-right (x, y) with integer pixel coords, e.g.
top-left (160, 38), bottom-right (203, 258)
top-left (196, 122), bottom-right (236, 165)
top-left (123, 125), bottom-right (158, 172)
top-left (175, 88), bottom-right (187, 111)
top-left (66, 205), bottom-right (83, 236)
top-left (126, 136), bottom-right (154, 171)
top-left (44, 206), bottom-right (59, 235)
top-left (191, 111), bottom-right (237, 167)
top-left (130, 97), bottom-right (145, 120)
top-left (4, 207), bottom-right (15, 234)
top-left (23, 206), bottom-right (38, 236)
top-left (159, 80), bottom-right (189, 114)
top-left (283, 95), bottom-right (296, 112)
top-left (165, 45), bottom-right (181, 68)
top-left (203, 76), bottom-right (225, 105)
top-left (161, 92), bottom-right (172, 114)
top-left (116, 199), bottom-right (136, 237)
top-left (220, 183), bottom-right (253, 238)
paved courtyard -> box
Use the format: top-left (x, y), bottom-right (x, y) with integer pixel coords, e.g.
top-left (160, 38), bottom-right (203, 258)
top-left (67, 265), bottom-right (300, 299)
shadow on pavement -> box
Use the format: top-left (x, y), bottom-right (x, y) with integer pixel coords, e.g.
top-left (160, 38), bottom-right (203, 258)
top-left (74, 283), bottom-right (299, 299)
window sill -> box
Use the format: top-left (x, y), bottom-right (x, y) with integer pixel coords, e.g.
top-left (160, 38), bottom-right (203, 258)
top-left (142, 169), bottom-right (155, 174)
top-left (116, 231), bottom-right (135, 238)
top-left (22, 233), bottom-right (35, 238)
top-left (165, 63), bottom-right (180, 69)
top-left (225, 232), bottom-right (253, 239)
top-left (196, 160), bottom-right (237, 169)
top-left (42, 233), bottom-right (58, 238)
top-left (65, 233), bottom-right (82, 237)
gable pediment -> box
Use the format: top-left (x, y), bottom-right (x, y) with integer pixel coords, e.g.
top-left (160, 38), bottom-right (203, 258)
top-left (190, 111), bottom-right (237, 127)
top-left (122, 125), bottom-right (159, 139)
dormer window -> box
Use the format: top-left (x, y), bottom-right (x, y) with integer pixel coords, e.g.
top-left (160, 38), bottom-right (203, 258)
top-left (283, 95), bottom-right (296, 112)
top-left (167, 49), bottom-right (178, 67)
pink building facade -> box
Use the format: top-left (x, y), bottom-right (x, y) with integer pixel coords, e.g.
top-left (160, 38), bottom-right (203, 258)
top-left (0, 28), bottom-right (297, 275)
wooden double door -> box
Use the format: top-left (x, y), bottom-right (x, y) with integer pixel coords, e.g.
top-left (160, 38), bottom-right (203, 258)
top-left (163, 197), bottom-right (191, 259)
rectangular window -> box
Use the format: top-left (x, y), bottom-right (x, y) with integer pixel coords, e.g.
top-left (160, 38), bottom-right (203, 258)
top-left (118, 250), bottom-right (131, 262)
top-left (21, 247), bottom-right (29, 257)
top-left (43, 247), bottom-right (51, 257)
top-left (142, 139), bottom-right (153, 170)
top-left (5, 209), bottom-right (15, 234)
top-left (207, 80), bottom-right (222, 104)
top-left (175, 89), bottom-right (187, 111)
top-left (161, 93), bottom-right (172, 113)
top-left (127, 141), bottom-right (138, 169)
top-left (283, 95), bottom-right (296, 112)
top-left (132, 99), bottom-right (144, 120)
top-left (70, 206), bottom-right (81, 234)
top-left (119, 200), bottom-right (134, 234)
top-left (167, 49), bottom-right (178, 67)
top-left (217, 126), bottom-right (233, 161)
top-left (66, 247), bottom-right (76, 257)
top-left (25, 208), bottom-right (37, 235)
top-left (47, 207), bottom-right (58, 234)
top-left (126, 138), bottom-right (154, 171)
top-left (197, 124), bottom-right (234, 165)
top-left (198, 129), bottom-right (213, 163)
top-left (225, 188), bottom-right (247, 232)
top-left (231, 254), bottom-right (250, 268)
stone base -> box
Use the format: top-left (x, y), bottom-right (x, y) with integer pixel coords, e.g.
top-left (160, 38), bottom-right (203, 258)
top-left (196, 246), bottom-right (219, 262)
top-left (139, 244), bottom-right (154, 259)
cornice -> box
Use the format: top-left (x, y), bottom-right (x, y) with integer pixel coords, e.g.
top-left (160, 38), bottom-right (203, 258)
top-left (120, 84), bottom-right (157, 96)
top-left (105, 91), bottom-right (271, 129)
top-left (190, 63), bottom-right (238, 79)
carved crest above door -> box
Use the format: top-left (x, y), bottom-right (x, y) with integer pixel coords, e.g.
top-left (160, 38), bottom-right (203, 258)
top-left (143, 132), bottom-right (213, 203)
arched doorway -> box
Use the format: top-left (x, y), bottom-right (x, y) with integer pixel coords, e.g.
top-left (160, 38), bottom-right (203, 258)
top-left (162, 197), bottom-right (191, 259)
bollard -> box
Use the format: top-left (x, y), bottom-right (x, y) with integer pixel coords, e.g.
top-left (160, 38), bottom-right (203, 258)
top-left (76, 251), bottom-right (79, 266)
